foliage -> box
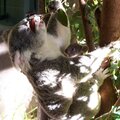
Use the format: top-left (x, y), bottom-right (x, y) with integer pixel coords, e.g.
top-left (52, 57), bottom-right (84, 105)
top-left (63, 0), bottom-right (102, 44)
top-left (56, 9), bottom-right (69, 26)
top-left (24, 107), bottom-right (37, 120)
top-left (95, 106), bottom-right (120, 120)
top-left (87, 0), bottom-right (102, 43)
top-left (63, 1), bottom-right (85, 42)
top-left (109, 47), bottom-right (120, 91)
top-left (111, 106), bottom-right (120, 120)
top-left (69, 11), bottom-right (85, 41)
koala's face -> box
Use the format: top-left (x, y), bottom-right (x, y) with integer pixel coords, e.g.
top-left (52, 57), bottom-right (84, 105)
top-left (9, 14), bottom-right (46, 53)
top-left (26, 14), bottom-right (46, 33)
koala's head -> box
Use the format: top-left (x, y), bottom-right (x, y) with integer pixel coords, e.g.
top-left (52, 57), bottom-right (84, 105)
top-left (6, 14), bottom-right (48, 71)
top-left (8, 14), bottom-right (47, 54)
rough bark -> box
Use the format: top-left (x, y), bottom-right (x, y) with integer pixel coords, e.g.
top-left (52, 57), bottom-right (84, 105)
top-left (95, 0), bottom-right (120, 117)
top-left (99, 0), bottom-right (120, 46)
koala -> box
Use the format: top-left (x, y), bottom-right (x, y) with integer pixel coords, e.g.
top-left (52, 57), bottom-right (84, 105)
top-left (3, 0), bottom-right (113, 120)
top-left (7, 16), bottom-right (110, 120)
top-left (64, 43), bottom-right (88, 58)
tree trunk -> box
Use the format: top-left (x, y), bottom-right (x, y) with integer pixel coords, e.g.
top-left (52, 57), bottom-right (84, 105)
top-left (96, 78), bottom-right (117, 117)
top-left (37, 0), bottom-right (45, 14)
top-left (99, 0), bottom-right (120, 46)
top-left (96, 0), bottom-right (120, 117)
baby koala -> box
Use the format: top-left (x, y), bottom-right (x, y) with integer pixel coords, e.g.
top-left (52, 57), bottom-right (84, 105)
top-left (65, 43), bottom-right (88, 58)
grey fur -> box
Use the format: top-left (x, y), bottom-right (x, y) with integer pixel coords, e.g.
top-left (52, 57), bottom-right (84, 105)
top-left (26, 55), bottom-right (106, 120)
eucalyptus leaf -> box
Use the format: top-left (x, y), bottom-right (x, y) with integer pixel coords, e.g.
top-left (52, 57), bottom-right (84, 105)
top-left (56, 9), bottom-right (68, 27)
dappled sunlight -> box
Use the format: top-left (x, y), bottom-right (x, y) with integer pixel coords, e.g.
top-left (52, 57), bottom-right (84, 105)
top-left (0, 42), bottom-right (8, 55)
top-left (38, 69), bottom-right (60, 88)
top-left (87, 92), bottom-right (100, 110)
top-left (55, 73), bottom-right (76, 98)
top-left (77, 96), bottom-right (88, 102)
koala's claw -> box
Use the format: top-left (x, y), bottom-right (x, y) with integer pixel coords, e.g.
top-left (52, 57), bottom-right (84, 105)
top-left (93, 68), bottom-right (110, 81)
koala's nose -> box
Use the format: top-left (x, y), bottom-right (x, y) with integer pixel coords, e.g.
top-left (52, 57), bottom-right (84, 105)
top-left (29, 15), bottom-right (44, 32)
top-left (29, 18), bottom-right (35, 32)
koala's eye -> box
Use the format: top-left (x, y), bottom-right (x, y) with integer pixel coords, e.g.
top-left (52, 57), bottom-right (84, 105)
top-left (72, 48), bottom-right (76, 53)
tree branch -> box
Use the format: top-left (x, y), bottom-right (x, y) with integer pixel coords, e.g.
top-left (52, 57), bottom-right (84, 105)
top-left (79, 0), bottom-right (95, 52)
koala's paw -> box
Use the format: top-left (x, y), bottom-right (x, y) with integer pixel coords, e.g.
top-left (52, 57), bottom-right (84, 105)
top-left (94, 68), bottom-right (110, 80)
top-left (93, 68), bottom-right (110, 86)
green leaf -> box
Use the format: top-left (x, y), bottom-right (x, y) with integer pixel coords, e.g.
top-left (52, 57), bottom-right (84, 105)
top-left (56, 9), bottom-right (68, 27)
top-left (111, 106), bottom-right (120, 119)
